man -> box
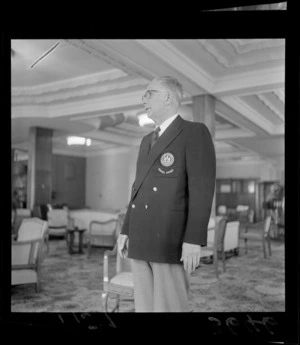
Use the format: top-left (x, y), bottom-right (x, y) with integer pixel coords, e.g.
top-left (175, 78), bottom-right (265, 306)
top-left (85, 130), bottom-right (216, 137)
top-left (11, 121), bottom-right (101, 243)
top-left (118, 76), bottom-right (216, 312)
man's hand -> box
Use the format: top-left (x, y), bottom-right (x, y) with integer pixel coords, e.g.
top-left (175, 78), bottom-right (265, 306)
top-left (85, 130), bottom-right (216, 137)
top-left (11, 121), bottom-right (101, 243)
top-left (117, 234), bottom-right (129, 258)
top-left (180, 242), bottom-right (201, 273)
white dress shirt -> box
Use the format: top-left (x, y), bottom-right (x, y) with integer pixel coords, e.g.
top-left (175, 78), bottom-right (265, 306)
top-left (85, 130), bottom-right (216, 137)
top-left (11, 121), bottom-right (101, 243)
top-left (156, 114), bottom-right (179, 137)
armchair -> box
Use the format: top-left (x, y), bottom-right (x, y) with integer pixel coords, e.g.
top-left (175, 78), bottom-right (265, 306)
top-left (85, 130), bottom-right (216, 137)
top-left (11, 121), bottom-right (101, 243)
top-left (239, 215), bottom-right (272, 258)
top-left (12, 218), bottom-right (48, 292)
top-left (12, 209), bottom-right (32, 240)
top-left (87, 218), bottom-right (118, 257)
top-left (200, 217), bottom-right (228, 278)
top-left (47, 209), bottom-right (69, 252)
top-left (102, 213), bottom-right (134, 312)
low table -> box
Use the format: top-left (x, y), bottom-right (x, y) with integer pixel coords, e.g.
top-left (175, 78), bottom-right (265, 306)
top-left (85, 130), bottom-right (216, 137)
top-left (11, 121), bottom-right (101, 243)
top-left (67, 227), bottom-right (86, 254)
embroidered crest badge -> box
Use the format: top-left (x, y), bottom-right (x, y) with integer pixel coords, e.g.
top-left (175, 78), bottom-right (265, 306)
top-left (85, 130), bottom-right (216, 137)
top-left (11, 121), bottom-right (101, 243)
top-left (160, 153), bottom-right (174, 167)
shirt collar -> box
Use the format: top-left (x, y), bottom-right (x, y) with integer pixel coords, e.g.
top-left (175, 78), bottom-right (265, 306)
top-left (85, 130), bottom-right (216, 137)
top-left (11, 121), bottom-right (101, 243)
top-left (156, 114), bottom-right (179, 136)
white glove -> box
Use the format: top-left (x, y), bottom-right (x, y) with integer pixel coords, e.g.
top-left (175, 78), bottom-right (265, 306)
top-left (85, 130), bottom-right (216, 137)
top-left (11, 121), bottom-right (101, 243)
top-left (180, 242), bottom-right (201, 273)
top-left (117, 234), bottom-right (129, 258)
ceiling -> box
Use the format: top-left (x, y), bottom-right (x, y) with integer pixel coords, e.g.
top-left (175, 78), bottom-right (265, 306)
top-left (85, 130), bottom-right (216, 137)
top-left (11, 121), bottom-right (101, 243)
top-left (11, 39), bottom-right (285, 165)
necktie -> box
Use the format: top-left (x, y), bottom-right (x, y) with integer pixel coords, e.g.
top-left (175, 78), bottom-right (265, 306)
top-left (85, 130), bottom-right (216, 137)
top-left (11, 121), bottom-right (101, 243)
top-left (150, 126), bottom-right (161, 149)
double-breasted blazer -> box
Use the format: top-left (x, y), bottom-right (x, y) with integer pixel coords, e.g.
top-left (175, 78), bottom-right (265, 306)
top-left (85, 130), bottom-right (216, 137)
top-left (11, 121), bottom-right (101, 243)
top-left (121, 115), bottom-right (216, 264)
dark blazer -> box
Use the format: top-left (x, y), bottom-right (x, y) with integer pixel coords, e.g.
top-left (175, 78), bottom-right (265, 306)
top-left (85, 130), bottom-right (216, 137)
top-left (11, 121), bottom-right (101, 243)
top-left (121, 115), bottom-right (216, 264)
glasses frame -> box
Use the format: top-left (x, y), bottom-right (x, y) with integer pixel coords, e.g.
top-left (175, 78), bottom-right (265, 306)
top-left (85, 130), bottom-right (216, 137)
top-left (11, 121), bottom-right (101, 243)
top-left (142, 89), bottom-right (169, 101)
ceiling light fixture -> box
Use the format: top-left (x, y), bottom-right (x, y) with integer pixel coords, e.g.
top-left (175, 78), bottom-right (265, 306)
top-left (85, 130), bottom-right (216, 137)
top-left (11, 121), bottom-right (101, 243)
top-left (67, 136), bottom-right (92, 146)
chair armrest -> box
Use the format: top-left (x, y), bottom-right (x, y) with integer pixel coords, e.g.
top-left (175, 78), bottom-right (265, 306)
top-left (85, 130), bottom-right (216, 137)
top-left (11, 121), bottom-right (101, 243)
top-left (104, 243), bottom-right (118, 256)
top-left (205, 241), bottom-right (214, 249)
top-left (12, 238), bottom-right (42, 246)
top-left (89, 219), bottom-right (117, 230)
top-left (90, 219), bottom-right (117, 225)
top-left (244, 221), bottom-right (264, 232)
top-left (12, 263), bottom-right (37, 270)
top-left (103, 243), bottom-right (118, 283)
top-left (12, 239), bottom-right (42, 266)
top-left (88, 219), bottom-right (118, 241)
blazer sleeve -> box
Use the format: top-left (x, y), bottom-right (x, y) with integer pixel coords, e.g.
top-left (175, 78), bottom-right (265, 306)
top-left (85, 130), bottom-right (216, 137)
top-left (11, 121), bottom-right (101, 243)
top-left (183, 123), bottom-right (216, 246)
top-left (120, 184), bottom-right (134, 236)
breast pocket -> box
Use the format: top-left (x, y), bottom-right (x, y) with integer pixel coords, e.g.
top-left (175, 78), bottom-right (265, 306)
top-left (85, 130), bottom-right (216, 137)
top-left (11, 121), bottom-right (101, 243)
top-left (156, 151), bottom-right (180, 177)
top-left (156, 166), bottom-right (179, 178)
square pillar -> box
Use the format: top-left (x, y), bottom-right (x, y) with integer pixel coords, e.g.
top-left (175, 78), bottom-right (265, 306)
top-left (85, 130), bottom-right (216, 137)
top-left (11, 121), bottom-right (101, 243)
top-left (27, 127), bottom-right (53, 209)
top-left (192, 95), bottom-right (216, 217)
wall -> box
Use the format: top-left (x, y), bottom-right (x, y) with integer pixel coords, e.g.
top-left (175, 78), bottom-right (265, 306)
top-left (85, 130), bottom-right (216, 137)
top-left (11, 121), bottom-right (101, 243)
top-left (85, 147), bottom-right (139, 211)
top-left (85, 151), bottom-right (285, 212)
top-left (216, 160), bottom-right (284, 221)
top-left (52, 154), bottom-right (86, 209)
top-left (217, 160), bottom-right (284, 182)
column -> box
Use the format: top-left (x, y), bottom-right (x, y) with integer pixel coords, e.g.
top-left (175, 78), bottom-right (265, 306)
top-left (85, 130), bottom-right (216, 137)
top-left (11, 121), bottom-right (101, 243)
top-left (27, 127), bottom-right (53, 210)
top-left (192, 95), bottom-right (216, 218)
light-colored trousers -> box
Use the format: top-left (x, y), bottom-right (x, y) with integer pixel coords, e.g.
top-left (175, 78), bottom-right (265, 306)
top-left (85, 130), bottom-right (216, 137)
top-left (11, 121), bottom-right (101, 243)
top-left (131, 259), bottom-right (191, 312)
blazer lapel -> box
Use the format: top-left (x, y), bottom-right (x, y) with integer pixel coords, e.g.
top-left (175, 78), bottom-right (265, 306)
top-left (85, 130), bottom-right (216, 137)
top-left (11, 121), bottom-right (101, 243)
top-left (132, 115), bottom-right (184, 199)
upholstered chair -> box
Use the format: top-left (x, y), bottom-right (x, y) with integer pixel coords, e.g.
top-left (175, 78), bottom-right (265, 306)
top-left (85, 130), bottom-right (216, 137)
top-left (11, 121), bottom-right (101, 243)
top-left (201, 217), bottom-right (228, 278)
top-left (12, 218), bottom-right (48, 292)
top-left (46, 209), bottom-right (69, 252)
top-left (102, 213), bottom-right (134, 312)
top-left (87, 218), bottom-right (118, 257)
top-left (239, 215), bottom-right (272, 258)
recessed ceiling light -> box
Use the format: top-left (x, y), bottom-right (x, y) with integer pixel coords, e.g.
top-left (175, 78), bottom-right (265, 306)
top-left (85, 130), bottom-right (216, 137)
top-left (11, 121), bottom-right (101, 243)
top-left (67, 136), bottom-right (92, 146)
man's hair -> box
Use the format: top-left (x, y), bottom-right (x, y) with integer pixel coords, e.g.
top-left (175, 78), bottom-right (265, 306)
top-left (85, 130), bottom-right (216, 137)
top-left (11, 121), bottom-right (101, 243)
top-left (154, 76), bottom-right (183, 105)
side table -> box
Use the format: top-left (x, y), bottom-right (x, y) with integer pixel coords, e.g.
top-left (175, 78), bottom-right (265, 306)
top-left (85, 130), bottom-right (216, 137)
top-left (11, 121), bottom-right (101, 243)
top-left (67, 227), bottom-right (86, 254)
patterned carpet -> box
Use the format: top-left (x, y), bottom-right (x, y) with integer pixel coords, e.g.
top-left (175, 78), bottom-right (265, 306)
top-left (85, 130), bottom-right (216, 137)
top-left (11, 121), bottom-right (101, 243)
top-left (11, 234), bottom-right (285, 313)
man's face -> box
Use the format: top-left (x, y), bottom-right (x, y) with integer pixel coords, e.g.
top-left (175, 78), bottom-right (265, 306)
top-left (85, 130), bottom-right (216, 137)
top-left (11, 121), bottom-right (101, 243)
top-left (142, 81), bottom-right (168, 122)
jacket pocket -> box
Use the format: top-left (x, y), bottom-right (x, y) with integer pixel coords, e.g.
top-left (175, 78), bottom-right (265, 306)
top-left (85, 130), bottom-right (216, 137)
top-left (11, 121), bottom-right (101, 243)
top-left (156, 167), bottom-right (179, 178)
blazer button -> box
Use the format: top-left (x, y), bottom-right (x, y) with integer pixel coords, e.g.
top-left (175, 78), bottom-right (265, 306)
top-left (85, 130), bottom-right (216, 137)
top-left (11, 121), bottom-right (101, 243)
top-left (153, 187), bottom-right (157, 192)
top-left (132, 204), bottom-right (135, 208)
top-left (145, 205), bottom-right (148, 209)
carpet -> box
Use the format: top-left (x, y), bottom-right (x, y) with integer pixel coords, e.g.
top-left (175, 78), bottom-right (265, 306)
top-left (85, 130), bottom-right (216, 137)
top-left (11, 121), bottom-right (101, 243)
top-left (11, 235), bottom-right (285, 313)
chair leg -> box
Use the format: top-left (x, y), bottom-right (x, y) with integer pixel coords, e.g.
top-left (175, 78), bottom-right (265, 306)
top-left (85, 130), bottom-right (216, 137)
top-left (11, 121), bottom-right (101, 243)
top-left (222, 250), bottom-right (226, 273)
top-left (262, 239), bottom-right (267, 259)
top-left (46, 235), bottom-right (49, 254)
top-left (244, 239), bottom-right (248, 254)
top-left (102, 292), bottom-right (109, 312)
top-left (112, 295), bottom-right (120, 312)
top-left (35, 281), bottom-right (40, 293)
top-left (268, 238), bottom-right (272, 256)
top-left (87, 241), bottom-right (91, 258)
top-left (214, 251), bottom-right (219, 279)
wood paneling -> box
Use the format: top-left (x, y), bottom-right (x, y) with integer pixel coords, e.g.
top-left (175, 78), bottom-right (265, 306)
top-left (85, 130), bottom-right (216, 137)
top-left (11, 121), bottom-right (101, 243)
top-left (216, 178), bottom-right (258, 218)
top-left (52, 155), bottom-right (86, 209)
top-left (35, 171), bottom-right (52, 205)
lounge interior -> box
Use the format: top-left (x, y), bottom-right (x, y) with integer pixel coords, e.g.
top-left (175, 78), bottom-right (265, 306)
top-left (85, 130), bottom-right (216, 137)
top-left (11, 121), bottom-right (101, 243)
top-left (11, 38), bottom-right (285, 313)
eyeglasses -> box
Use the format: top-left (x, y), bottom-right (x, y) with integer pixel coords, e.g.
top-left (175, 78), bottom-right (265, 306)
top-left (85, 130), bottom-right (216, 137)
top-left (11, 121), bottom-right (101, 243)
top-left (142, 89), bottom-right (168, 101)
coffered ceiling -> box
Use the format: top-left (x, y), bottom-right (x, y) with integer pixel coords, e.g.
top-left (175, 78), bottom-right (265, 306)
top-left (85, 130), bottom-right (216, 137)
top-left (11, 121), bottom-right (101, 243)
top-left (11, 39), bottom-right (285, 164)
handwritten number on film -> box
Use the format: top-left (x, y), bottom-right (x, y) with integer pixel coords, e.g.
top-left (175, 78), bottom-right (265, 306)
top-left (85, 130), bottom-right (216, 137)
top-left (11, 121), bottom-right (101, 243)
top-left (57, 312), bottom-right (117, 330)
top-left (209, 315), bottom-right (278, 336)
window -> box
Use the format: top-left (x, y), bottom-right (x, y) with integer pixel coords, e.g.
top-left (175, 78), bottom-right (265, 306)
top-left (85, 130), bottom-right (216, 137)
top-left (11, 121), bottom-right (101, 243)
top-left (248, 181), bottom-right (255, 193)
top-left (220, 184), bottom-right (231, 193)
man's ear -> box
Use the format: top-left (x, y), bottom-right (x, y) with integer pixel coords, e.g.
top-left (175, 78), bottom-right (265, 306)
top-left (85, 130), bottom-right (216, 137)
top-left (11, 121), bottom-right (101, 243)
top-left (164, 91), bottom-right (171, 105)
